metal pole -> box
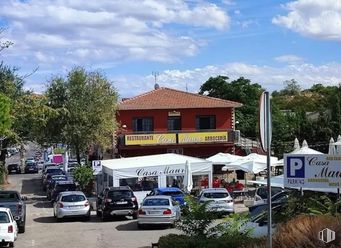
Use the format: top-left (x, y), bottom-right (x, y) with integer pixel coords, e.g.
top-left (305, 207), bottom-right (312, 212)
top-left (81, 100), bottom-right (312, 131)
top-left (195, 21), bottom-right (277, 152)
top-left (338, 188), bottom-right (340, 200)
top-left (265, 92), bottom-right (272, 248)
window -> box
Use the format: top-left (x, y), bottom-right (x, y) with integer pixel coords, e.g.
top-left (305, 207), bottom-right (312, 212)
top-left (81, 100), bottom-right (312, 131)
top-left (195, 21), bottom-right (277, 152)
top-left (196, 115), bottom-right (216, 130)
top-left (108, 190), bottom-right (133, 200)
top-left (168, 117), bottom-right (181, 131)
top-left (61, 195), bottom-right (86, 202)
top-left (0, 212), bottom-right (10, 223)
top-left (133, 117), bottom-right (153, 132)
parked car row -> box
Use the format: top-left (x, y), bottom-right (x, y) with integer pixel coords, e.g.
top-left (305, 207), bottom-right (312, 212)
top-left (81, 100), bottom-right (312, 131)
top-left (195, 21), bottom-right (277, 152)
top-left (0, 190), bottom-right (27, 247)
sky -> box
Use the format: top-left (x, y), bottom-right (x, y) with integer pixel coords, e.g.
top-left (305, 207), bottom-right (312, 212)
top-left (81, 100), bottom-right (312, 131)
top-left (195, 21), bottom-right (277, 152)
top-left (1, 0), bottom-right (341, 98)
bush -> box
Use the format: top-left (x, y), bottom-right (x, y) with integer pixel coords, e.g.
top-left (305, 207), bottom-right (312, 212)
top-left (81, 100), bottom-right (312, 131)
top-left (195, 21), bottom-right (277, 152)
top-left (158, 234), bottom-right (264, 248)
top-left (175, 195), bottom-right (217, 237)
top-left (273, 215), bottom-right (341, 248)
top-left (73, 165), bottom-right (94, 194)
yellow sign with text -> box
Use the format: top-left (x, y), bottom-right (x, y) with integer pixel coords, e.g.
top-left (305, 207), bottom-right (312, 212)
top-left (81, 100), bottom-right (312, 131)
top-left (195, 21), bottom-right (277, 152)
top-left (178, 132), bottom-right (228, 144)
top-left (125, 134), bottom-right (177, 146)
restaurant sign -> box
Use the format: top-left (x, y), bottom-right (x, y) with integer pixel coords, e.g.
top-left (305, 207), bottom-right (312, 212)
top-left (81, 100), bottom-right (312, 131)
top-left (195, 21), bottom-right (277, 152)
top-left (178, 131), bottom-right (228, 144)
top-left (125, 133), bottom-right (176, 146)
top-left (284, 154), bottom-right (341, 188)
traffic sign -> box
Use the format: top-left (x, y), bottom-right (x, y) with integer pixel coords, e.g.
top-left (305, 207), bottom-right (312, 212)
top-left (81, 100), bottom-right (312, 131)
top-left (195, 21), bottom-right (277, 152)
top-left (259, 91), bottom-right (272, 152)
top-left (92, 160), bottom-right (102, 175)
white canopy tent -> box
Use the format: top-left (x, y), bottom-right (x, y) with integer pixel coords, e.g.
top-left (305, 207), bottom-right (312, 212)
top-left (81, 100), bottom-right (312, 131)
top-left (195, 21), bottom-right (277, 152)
top-left (276, 139), bottom-right (323, 166)
top-left (207, 153), bottom-right (242, 165)
top-left (221, 153), bottom-right (279, 174)
top-left (101, 153), bottom-right (213, 188)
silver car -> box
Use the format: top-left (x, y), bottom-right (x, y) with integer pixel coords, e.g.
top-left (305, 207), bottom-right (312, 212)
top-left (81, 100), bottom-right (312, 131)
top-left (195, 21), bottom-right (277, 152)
top-left (198, 188), bottom-right (234, 214)
top-left (137, 195), bottom-right (181, 228)
top-left (53, 191), bottom-right (91, 221)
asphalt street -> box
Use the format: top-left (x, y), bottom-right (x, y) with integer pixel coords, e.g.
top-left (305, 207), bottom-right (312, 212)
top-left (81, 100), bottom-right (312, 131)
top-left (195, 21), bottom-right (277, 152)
top-left (3, 144), bottom-right (248, 248)
top-left (4, 145), bottom-right (178, 248)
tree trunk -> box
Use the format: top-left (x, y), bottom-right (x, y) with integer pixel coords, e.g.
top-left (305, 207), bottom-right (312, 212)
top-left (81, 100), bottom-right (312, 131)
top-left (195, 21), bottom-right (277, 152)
top-left (76, 144), bottom-right (81, 165)
top-left (0, 139), bottom-right (9, 184)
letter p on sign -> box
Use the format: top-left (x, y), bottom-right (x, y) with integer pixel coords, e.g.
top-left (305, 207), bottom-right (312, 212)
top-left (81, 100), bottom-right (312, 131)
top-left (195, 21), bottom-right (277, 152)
top-left (287, 157), bottom-right (305, 178)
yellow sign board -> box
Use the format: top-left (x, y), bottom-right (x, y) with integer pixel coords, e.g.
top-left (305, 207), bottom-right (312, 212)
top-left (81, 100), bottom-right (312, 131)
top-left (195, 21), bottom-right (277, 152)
top-left (178, 131), bottom-right (228, 144)
top-left (125, 133), bottom-right (177, 146)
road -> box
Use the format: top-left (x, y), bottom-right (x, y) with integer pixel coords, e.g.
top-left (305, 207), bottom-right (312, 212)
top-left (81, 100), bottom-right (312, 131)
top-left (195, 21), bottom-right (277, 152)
top-left (3, 144), bottom-right (248, 248)
top-left (4, 147), bottom-right (178, 248)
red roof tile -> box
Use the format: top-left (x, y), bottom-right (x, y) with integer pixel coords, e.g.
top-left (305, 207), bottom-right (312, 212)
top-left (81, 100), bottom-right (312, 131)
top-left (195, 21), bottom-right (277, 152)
top-left (119, 87), bottom-right (242, 110)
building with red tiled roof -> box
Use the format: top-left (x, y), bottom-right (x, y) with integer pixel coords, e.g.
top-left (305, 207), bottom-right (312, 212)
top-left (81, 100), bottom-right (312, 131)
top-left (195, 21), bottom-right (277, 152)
top-left (115, 86), bottom-right (242, 159)
top-left (119, 87), bottom-right (242, 110)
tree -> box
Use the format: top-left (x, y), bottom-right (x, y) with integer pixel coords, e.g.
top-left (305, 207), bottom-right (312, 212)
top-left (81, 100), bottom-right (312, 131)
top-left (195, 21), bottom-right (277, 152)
top-left (0, 28), bottom-right (13, 53)
top-left (0, 93), bottom-right (11, 137)
top-left (45, 67), bottom-right (118, 163)
top-left (73, 166), bottom-right (94, 195)
top-left (199, 76), bottom-right (264, 138)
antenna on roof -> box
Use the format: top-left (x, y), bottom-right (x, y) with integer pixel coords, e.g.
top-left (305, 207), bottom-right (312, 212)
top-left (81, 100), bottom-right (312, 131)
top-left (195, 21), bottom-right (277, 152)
top-left (186, 83), bottom-right (188, 92)
top-left (152, 71), bottom-right (160, 90)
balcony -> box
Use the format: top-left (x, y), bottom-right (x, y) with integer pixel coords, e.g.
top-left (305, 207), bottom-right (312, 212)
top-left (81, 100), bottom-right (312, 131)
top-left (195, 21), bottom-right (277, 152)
top-left (116, 129), bottom-right (239, 147)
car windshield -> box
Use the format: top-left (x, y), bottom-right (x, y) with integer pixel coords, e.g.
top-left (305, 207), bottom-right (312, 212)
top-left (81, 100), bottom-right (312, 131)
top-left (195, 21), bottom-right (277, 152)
top-left (0, 212), bottom-right (10, 223)
top-left (26, 163), bottom-right (36, 167)
top-left (203, 192), bottom-right (229, 198)
top-left (160, 191), bottom-right (183, 196)
top-left (61, 194), bottom-right (85, 202)
top-left (0, 192), bottom-right (19, 202)
top-left (107, 190), bottom-right (132, 200)
top-left (143, 198), bottom-right (170, 206)
top-left (55, 184), bottom-right (76, 191)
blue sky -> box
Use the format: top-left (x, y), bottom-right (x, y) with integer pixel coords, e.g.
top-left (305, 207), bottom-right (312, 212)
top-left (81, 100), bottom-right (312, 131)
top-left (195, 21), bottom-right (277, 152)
top-left (1, 0), bottom-right (341, 98)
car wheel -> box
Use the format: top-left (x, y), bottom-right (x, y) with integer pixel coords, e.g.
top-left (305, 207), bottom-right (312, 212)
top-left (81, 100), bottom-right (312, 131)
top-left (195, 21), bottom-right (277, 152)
top-left (84, 211), bottom-right (91, 221)
top-left (18, 225), bottom-right (25, 234)
top-left (132, 211), bottom-right (138, 220)
top-left (9, 242), bottom-right (14, 247)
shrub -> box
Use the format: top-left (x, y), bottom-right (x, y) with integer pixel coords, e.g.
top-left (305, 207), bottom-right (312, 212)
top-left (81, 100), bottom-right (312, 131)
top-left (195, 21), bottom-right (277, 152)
top-left (273, 215), bottom-right (341, 248)
top-left (73, 165), bottom-right (94, 194)
top-left (158, 234), bottom-right (264, 248)
top-left (175, 195), bottom-right (217, 237)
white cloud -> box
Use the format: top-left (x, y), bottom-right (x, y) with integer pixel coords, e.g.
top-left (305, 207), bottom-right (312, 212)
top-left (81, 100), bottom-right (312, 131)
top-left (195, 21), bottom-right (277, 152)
top-left (113, 62), bottom-right (341, 97)
top-left (0, 0), bottom-right (230, 68)
top-left (275, 55), bottom-right (304, 64)
top-left (273, 0), bottom-right (341, 41)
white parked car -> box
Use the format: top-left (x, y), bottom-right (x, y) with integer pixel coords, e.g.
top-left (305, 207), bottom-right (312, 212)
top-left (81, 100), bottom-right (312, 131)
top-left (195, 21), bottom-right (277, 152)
top-left (137, 195), bottom-right (181, 229)
top-left (53, 191), bottom-right (91, 221)
top-left (0, 207), bottom-right (18, 247)
top-left (198, 188), bottom-right (234, 215)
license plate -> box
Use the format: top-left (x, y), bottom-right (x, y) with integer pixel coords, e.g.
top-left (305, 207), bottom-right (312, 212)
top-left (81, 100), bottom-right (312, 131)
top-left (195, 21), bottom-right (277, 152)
top-left (116, 201), bottom-right (127, 204)
top-left (148, 211), bottom-right (160, 215)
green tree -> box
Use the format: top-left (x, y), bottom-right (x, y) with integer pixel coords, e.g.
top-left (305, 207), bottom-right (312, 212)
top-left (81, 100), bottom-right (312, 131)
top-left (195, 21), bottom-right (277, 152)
top-left (73, 166), bottom-right (94, 195)
top-left (45, 67), bottom-right (118, 163)
top-left (0, 93), bottom-right (11, 137)
top-left (199, 76), bottom-right (264, 138)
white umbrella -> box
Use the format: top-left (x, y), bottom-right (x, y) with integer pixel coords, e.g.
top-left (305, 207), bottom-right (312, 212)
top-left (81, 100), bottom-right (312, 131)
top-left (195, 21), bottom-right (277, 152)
top-left (183, 160), bottom-right (193, 193)
top-left (328, 137), bottom-right (336, 155)
top-left (207, 153), bottom-right (242, 165)
top-left (293, 137), bottom-right (300, 151)
top-left (290, 140), bottom-right (323, 154)
top-left (336, 135), bottom-right (341, 155)
top-left (222, 153), bottom-right (278, 173)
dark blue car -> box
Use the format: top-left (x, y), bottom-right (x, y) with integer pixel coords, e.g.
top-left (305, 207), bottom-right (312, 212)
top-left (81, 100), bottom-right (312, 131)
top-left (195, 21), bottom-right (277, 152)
top-left (147, 187), bottom-right (186, 206)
